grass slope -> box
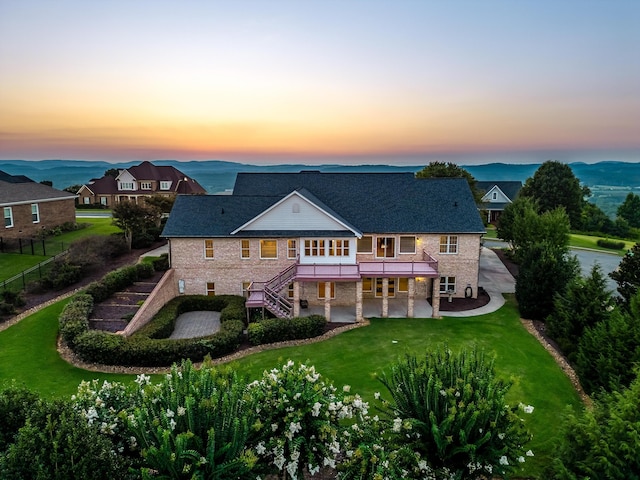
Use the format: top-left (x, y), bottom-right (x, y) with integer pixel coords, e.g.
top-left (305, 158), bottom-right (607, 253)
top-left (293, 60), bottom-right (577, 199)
top-left (0, 295), bottom-right (581, 478)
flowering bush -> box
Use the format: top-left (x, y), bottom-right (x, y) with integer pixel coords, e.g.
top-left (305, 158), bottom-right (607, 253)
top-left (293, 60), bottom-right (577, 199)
top-left (248, 360), bottom-right (369, 479)
top-left (339, 346), bottom-right (534, 479)
top-left (126, 360), bottom-right (256, 479)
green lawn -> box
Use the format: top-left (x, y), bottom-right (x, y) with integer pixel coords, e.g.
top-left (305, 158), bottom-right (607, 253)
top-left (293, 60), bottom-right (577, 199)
top-left (569, 233), bottom-right (635, 255)
top-left (0, 295), bottom-right (582, 478)
top-left (0, 253), bottom-right (50, 282)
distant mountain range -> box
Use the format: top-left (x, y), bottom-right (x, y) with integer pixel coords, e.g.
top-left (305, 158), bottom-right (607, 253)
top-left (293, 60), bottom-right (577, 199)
top-left (1, 159), bottom-right (638, 194)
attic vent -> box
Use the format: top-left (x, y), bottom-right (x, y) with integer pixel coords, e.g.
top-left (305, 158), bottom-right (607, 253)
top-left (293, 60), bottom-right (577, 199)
top-left (292, 203), bottom-right (300, 213)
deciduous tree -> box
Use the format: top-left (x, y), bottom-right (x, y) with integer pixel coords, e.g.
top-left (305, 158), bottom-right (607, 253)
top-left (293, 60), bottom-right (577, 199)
top-left (112, 200), bottom-right (161, 250)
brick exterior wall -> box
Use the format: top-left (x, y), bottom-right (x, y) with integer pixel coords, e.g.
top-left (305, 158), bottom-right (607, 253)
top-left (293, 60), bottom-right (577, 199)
top-left (122, 269), bottom-right (178, 336)
top-left (168, 233), bottom-right (482, 306)
top-left (3, 198), bottom-right (76, 239)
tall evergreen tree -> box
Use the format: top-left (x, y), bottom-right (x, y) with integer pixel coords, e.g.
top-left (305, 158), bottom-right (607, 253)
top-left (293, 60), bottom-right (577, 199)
top-left (617, 192), bottom-right (640, 228)
top-left (610, 243), bottom-right (640, 309)
top-left (519, 160), bottom-right (585, 229)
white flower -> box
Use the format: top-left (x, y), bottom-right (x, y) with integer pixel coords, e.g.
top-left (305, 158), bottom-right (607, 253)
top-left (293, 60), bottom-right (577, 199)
top-left (374, 392), bottom-right (381, 399)
top-left (308, 464), bottom-right (320, 475)
top-left (499, 456), bottom-right (509, 465)
top-left (169, 418), bottom-right (176, 431)
top-left (135, 374), bottom-right (151, 386)
top-left (526, 449), bottom-right (535, 457)
top-left (289, 421), bottom-right (302, 434)
top-left (518, 456), bottom-right (525, 463)
top-left (498, 432), bottom-right (505, 440)
top-left (177, 406), bottom-right (186, 416)
top-left (440, 389), bottom-right (447, 397)
top-left (166, 409), bottom-right (175, 418)
top-left (393, 417), bottom-right (403, 432)
top-left (312, 402), bottom-right (322, 417)
top-left (343, 385), bottom-right (351, 393)
top-left (519, 403), bottom-right (535, 414)
top-left (271, 423), bottom-right (279, 432)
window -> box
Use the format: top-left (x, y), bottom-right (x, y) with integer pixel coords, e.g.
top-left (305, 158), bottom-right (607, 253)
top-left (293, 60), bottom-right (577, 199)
top-left (287, 282), bottom-right (295, 299)
top-left (399, 236), bottom-right (415, 254)
top-left (100, 196), bottom-right (108, 206)
top-left (160, 181), bottom-right (171, 190)
top-left (83, 197), bottom-right (90, 205)
top-left (287, 239), bottom-right (298, 259)
top-left (440, 276), bottom-right (456, 294)
top-left (260, 239), bottom-right (277, 258)
top-left (329, 239), bottom-right (349, 256)
top-left (140, 182), bottom-right (152, 190)
top-left (376, 237), bottom-right (395, 258)
top-left (31, 204), bottom-right (40, 223)
top-left (357, 236), bottom-right (373, 253)
top-left (439, 235), bottom-right (458, 254)
top-left (304, 239), bottom-right (325, 257)
top-left (204, 239), bottom-right (214, 259)
top-left (206, 282), bottom-right (215, 296)
top-left (120, 182), bottom-right (134, 190)
top-left (375, 278), bottom-right (395, 297)
top-left (362, 277), bottom-right (373, 292)
top-left (3, 207), bottom-right (13, 228)
top-left (242, 282), bottom-right (251, 297)
top-left (492, 192), bottom-right (498, 200)
top-left (317, 282), bottom-right (335, 299)
top-left (398, 277), bottom-right (409, 292)
top-left (241, 240), bottom-right (250, 259)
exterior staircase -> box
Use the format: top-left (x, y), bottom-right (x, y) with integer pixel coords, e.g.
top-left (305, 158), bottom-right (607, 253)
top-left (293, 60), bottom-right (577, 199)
top-left (247, 263), bottom-right (296, 318)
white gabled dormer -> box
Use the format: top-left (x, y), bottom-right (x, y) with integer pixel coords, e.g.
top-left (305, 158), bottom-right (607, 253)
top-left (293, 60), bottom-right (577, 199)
top-left (116, 169), bottom-right (137, 191)
top-left (481, 185), bottom-right (511, 204)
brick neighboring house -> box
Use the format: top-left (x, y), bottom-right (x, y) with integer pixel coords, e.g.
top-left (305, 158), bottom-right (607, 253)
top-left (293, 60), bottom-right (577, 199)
top-left (477, 181), bottom-right (522, 224)
top-left (158, 171), bottom-right (486, 323)
top-left (1, 170), bottom-right (76, 239)
top-left (76, 161), bottom-right (206, 207)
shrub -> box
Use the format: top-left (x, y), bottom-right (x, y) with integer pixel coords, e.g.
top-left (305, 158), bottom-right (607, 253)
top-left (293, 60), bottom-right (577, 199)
top-left (597, 238), bottom-right (625, 250)
top-left (152, 253), bottom-right (169, 271)
top-left (0, 290), bottom-right (25, 308)
top-left (40, 260), bottom-right (83, 290)
top-left (58, 294), bottom-right (93, 347)
top-left (247, 314), bottom-right (326, 346)
top-left (0, 385), bottom-right (40, 452)
top-left (134, 261), bottom-right (154, 279)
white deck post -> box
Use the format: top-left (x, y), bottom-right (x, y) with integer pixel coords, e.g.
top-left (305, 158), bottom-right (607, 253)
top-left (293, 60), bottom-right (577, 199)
top-left (407, 277), bottom-right (415, 318)
top-left (382, 277), bottom-right (389, 318)
top-left (324, 281), bottom-right (332, 322)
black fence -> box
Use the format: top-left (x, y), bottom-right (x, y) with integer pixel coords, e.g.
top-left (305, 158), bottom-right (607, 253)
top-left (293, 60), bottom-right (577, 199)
top-left (0, 236), bottom-right (68, 257)
top-left (0, 252), bottom-right (68, 293)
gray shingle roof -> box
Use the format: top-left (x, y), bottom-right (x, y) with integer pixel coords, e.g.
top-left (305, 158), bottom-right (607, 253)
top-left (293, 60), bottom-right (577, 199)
top-left (0, 171), bottom-right (76, 205)
top-left (163, 172), bottom-right (485, 238)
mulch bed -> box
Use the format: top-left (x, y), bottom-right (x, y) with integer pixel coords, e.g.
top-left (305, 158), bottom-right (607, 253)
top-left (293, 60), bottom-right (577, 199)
top-left (438, 287), bottom-right (490, 311)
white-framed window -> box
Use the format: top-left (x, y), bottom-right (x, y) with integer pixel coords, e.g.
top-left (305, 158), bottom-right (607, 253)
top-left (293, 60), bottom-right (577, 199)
top-left (317, 282), bottom-right (335, 299)
top-left (439, 235), bottom-right (458, 254)
top-left (160, 181), bottom-right (171, 190)
top-left (120, 182), bottom-right (134, 190)
top-left (260, 239), bottom-right (278, 259)
top-left (492, 192), bottom-right (498, 200)
top-left (440, 276), bottom-right (456, 294)
top-left (357, 236), bottom-right (373, 253)
top-left (83, 197), bottom-right (90, 205)
top-left (204, 239), bottom-right (214, 259)
top-left (287, 239), bottom-right (298, 259)
top-left (329, 239), bottom-right (349, 256)
top-left (398, 277), bottom-right (409, 292)
top-left (362, 277), bottom-right (373, 292)
top-left (140, 182), bottom-right (152, 190)
top-left (304, 239), bottom-right (325, 257)
top-left (31, 204), bottom-right (40, 223)
top-left (206, 282), bottom-right (215, 296)
top-left (100, 196), bottom-right (108, 205)
top-left (376, 237), bottom-right (395, 258)
top-left (3, 207), bottom-right (13, 228)
top-left (399, 236), bottom-right (415, 254)
top-left (241, 240), bottom-right (250, 259)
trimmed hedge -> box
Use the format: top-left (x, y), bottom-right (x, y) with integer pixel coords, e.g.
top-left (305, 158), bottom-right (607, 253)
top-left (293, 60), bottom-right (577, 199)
top-left (84, 263), bottom-right (155, 303)
top-left (58, 294), bottom-right (93, 348)
top-left (248, 314), bottom-right (327, 346)
top-left (64, 293), bottom-right (246, 367)
top-left (596, 239), bottom-right (626, 250)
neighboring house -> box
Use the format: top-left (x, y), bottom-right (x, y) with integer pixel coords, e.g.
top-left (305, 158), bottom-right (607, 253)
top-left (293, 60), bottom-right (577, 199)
top-left (76, 161), bottom-right (206, 207)
top-left (476, 181), bottom-right (522, 224)
top-left (0, 170), bottom-right (76, 239)
top-left (159, 171), bottom-right (485, 322)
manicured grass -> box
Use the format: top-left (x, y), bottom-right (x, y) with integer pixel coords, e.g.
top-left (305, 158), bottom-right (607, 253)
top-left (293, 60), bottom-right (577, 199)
top-left (229, 296), bottom-right (582, 477)
top-left (0, 253), bottom-right (50, 282)
top-left (0, 295), bottom-right (582, 477)
top-left (569, 233), bottom-right (635, 255)
top-left (0, 299), bottom-right (149, 399)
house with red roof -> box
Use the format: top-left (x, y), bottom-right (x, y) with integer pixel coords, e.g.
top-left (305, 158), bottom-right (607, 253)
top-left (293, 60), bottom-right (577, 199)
top-left (77, 161), bottom-right (206, 207)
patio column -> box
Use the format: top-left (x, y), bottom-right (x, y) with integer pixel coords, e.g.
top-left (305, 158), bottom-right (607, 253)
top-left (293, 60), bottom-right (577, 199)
top-left (432, 278), bottom-right (441, 318)
top-left (355, 280), bottom-right (363, 322)
top-left (382, 277), bottom-right (389, 318)
top-left (407, 277), bottom-right (415, 318)
top-left (293, 281), bottom-right (300, 317)
top-left (324, 281), bottom-right (332, 322)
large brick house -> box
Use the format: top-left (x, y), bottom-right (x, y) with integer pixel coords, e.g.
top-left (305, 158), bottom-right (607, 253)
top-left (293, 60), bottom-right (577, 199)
top-left (77, 161), bottom-right (206, 207)
top-left (159, 171), bottom-right (485, 322)
top-left (477, 181), bottom-right (522, 224)
top-left (1, 170), bottom-right (76, 239)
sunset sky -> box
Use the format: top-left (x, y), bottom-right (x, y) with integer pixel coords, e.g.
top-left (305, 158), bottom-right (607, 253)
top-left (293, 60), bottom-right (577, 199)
top-left (1, 0), bottom-right (638, 165)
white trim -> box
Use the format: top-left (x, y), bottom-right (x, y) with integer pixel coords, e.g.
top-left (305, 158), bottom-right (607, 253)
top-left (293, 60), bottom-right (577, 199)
top-left (230, 190), bottom-right (362, 236)
top-left (31, 203), bottom-right (40, 223)
top-left (3, 206), bottom-right (14, 228)
top-left (0, 195), bottom-right (77, 208)
top-left (259, 239), bottom-right (278, 259)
